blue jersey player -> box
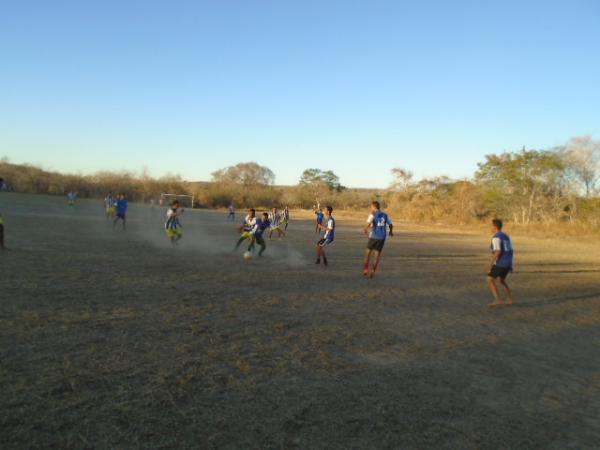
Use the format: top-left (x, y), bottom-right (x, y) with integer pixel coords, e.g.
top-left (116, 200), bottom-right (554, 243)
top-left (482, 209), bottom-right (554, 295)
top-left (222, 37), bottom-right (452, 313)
top-left (315, 206), bottom-right (335, 266)
top-left (248, 212), bottom-right (271, 256)
top-left (363, 201), bottom-right (393, 278)
top-left (113, 193), bottom-right (128, 230)
top-left (315, 209), bottom-right (325, 233)
top-left (487, 219), bottom-right (515, 307)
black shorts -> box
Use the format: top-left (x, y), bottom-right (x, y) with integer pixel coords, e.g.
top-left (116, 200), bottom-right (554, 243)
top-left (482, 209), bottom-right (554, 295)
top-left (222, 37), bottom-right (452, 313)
top-left (488, 265), bottom-right (511, 279)
top-left (317, 237), bottom-right (333, 247)
top-left (116, 213), bottom-right (126, 219)
top-left (367, 238), bottom-right (385, 251)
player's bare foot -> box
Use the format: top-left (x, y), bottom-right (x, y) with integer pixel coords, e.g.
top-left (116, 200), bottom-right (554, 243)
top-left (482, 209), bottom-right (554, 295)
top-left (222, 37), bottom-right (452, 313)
top-left (362, 269), bottom-right (369, 277)
top-left (369, 271), bottom-right (376, 278)
top-left (488, 301), bottom-right (503, 308)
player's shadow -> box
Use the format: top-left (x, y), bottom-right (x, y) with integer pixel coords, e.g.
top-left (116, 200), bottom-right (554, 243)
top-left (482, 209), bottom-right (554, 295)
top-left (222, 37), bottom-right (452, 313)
top-left (514, 292), bottom-right (600, 308)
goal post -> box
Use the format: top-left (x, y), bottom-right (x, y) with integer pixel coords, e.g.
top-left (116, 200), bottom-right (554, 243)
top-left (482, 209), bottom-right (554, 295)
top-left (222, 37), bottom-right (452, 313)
top-left (160, 193), bottom-right (195, 208)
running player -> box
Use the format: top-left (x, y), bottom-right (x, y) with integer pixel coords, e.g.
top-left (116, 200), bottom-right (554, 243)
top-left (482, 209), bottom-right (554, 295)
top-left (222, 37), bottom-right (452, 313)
top-left (113, 193), bottom-right (128, 230)
top-left (268, 207), bottom-right (286, 239)
top-left (315, 205), bottom-right (335, 266)
top-left (235, 208), bottom-right (257, 250)
top-left (315, 208), bottom-right (324, 233)
top-left (104, 191), bottom-right (116, 219)
top-left (227, 204), bottom-right (236, 221)
top-left (67, 191), bottom-right (77, 207)
top-left (487, 218), bottom-right (515, 307)
top-left (283, 205), bottom-right (290, 231)
top-left (363, 201), bottom-right (393, 278)
top-left (248, 212), bottom-right (271, 257)
top-left (165, 200), bottom-right (184, 246)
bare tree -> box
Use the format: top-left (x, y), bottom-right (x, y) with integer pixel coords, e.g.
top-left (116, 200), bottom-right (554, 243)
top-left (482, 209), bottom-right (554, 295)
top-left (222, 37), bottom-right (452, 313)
top-left (389, 167), bottom-right (414, 192)
top-left (561, 135), bottom-right (600, 197)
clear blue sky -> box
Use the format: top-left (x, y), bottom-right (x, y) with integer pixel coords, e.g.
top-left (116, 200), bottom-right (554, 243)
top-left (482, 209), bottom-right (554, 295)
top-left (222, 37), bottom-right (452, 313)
top-left (1, 0), bottom-right (599, 188)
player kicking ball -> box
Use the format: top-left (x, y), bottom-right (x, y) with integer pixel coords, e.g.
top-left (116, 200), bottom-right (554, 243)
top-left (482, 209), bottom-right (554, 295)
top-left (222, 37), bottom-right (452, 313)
top-left (248, 212), bottom-right (270, 257)
top-left (235, 208), bottom-right (257, 250)
top-left (363, 201), bottom-right (393, 278)
top-left (315, 206), bottom-right (335, 266)
top-left (487, 218), bottom-right (515, 307)
top-left (165, 200), bottom-right (184, 246)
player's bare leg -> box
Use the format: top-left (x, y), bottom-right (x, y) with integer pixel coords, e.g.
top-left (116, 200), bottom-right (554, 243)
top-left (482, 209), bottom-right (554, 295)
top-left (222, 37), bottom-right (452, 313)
top-left (363, 249), bottom-right (372, 276)
top-left (235, 236), bottom-right (247, 249)
top-left (316, 245), bottom-right (327, 265)
top-left (370, 251), bottom-right (382, 278)
top-left (500, 278), bottom-right (514, 305)
top-left (487, 276), bottom-right (503, 307)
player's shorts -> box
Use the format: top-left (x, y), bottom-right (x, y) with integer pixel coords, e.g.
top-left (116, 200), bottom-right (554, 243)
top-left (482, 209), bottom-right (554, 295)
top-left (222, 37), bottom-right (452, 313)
top-left (367, 238), bottom-right (385, 251)
top-left (317, 237), bottom-right (334, 247)
top-left (240, 231), bottom-right (252, 240)
top-left (116, 213), bottom-right (126, 219)
top-left (106, 207), bottom-right (116, 214)
top-left (488, 265), bottom-right (511, 279)
top-left (166, 228), bottom-right (182, 238)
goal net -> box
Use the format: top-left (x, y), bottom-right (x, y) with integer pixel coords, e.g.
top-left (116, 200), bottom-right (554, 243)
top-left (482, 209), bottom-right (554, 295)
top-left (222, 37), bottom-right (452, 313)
top-left (160, 193), bottom-right (195, 208)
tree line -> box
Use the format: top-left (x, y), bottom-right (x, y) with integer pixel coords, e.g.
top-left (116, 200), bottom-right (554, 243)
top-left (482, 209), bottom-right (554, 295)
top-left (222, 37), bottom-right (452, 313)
top-left (1, 135), bottom-right (598, 228)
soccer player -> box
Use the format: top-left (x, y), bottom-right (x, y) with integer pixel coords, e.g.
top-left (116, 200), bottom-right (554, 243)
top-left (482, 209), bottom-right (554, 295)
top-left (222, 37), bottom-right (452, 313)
top-left (67, 191), bottom-right (77, 207)
top-left (248, 212), bottom-right (271, 256)
top-left (104, 191), bottom-right (116, 219)
top-left (283, 205), bottom-right (290, 231)
top-left (235, 208), bottom-right (257, 250)
top-left (315, 205), bottom-right (335, 266)
top-left (113, 193), bottom-right (128, 230)
top-left (363, 201), bottom-right (393, 278)
top-left (268, 207), bottom-right (286, 239)
top-left (227, 204), bottom-right (236, 221)
top-left (165, 200), bottom-right (184, 246)
top-left (487, 218), bottom-right (515, 307)
top-left (315, 208), bottom-right (324, 233)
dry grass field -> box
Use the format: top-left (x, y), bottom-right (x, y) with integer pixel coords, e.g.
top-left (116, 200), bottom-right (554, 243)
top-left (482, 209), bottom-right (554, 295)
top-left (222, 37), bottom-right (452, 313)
top-left (1, 193), bottom-right (600, 449)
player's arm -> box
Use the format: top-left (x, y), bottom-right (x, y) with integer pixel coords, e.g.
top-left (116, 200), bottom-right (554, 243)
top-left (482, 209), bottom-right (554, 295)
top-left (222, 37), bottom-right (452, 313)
top-left (363, 215), bottom-right (373, 235)
top-left (489, 238), bottom-right (502, 269)
top-left (389, 223), bottom-right (394, 237)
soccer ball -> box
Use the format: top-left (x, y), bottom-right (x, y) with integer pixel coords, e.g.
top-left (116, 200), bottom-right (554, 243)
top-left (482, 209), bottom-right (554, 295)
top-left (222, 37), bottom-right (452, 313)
top-left (243, 251), bottom-right (253, 260)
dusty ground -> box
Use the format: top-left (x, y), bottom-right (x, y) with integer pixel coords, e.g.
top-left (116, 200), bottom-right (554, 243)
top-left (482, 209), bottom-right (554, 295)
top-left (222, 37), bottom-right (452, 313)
top-left (1, 193), bottom-right (599, 449)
